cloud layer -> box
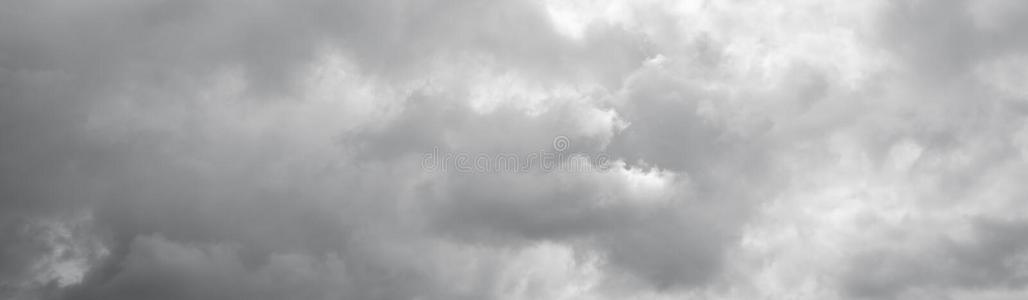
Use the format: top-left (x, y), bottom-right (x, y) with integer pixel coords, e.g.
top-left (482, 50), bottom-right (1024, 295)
top-left (3, 0), bottom-right (1028, 299)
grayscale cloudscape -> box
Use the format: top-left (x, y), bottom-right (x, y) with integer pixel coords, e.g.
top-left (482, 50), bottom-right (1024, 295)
top-left (3, 0), bottom-right (1028, 299)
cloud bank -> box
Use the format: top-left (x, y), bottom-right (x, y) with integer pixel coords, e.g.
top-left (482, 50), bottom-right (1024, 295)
top-left (3, 0), bottom-right (1028, 299)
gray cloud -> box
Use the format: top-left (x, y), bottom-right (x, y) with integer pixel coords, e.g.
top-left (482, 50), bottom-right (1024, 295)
top-left (3, 0), bottom-right (1028, 299)
top-left (844, 218), bottom-right (1028, 299)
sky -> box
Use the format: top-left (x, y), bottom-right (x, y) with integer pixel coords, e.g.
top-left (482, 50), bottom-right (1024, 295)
top-left (2, 0), bottom-right (1028, 299)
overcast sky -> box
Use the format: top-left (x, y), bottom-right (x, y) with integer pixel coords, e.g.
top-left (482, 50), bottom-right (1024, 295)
top-left (3, 0), bottom-right (1028, 299)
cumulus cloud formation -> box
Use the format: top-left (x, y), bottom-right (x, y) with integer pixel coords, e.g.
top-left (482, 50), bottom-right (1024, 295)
top-left (2, 0), bottom-right (1028, 299)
